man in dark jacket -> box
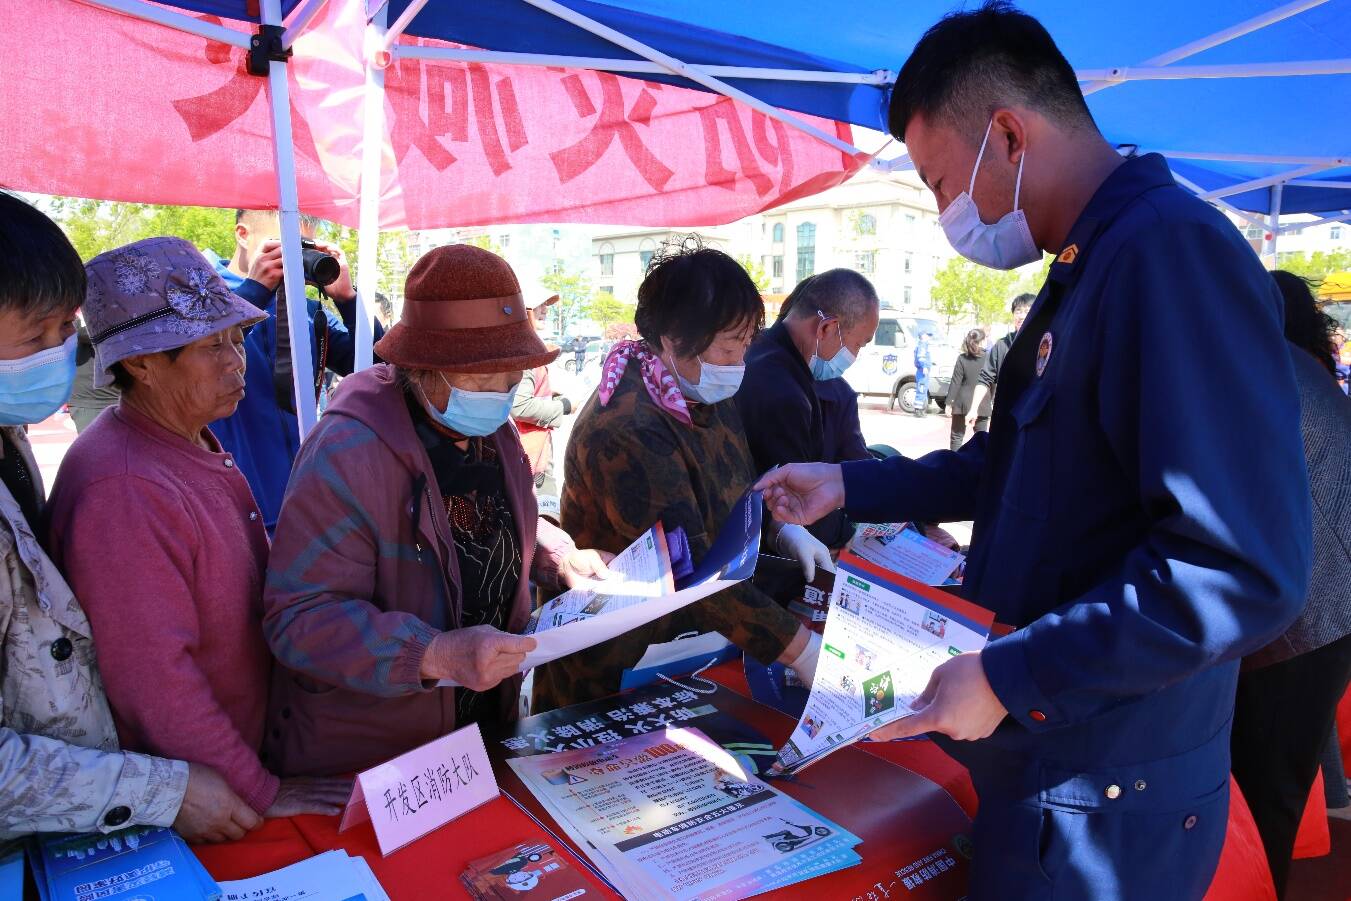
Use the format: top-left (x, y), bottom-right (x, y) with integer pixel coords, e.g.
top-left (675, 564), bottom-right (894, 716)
top-left (756, 5), bottom-right (1309, 897)
top-left (736, 269), bottom-right (879, 548)
top-left (968, 292), bottom-right (1033, 427)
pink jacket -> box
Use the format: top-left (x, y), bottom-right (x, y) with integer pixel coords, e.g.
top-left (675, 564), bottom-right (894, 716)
top-left (46, 403), bottom-right (277, 813)
top-left (262, 364), bottom-right (575, 776)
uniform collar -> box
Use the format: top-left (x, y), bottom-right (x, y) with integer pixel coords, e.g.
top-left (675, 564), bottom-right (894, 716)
top-left (1048, 153), bottom-right (1175, 286)
top-left (766, 320), bottom-right (812, 379)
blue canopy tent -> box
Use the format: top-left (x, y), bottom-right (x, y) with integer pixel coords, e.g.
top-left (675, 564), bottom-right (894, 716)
top-left (60, 0), bottom-right (1351, 439)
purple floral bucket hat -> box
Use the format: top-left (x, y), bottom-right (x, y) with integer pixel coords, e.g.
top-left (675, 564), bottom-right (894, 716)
top-left (84, 237), bottom-right (267, 388)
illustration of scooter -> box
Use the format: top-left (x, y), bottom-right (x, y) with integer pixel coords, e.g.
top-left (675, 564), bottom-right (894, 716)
top-left (762, 819), bottom-right (832, 853)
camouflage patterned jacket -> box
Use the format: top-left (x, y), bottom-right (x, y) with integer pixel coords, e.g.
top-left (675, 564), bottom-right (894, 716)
top-left (0, 427), bottom-right (186, 842)
top-left (532, 362), bottom-right (800, 711)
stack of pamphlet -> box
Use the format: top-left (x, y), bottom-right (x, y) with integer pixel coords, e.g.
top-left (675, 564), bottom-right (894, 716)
top-left (461, 841), bottom-right (594, 900)
top-left (510, 726), bottom-right (861, 900)
top-left (217, 851), bottom-right (389, 901)
top-left (29, 825), bottom-right (219, 901)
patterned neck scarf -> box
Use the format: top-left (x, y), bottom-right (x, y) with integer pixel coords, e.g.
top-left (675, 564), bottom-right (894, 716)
top-left (597, 339), bottom-right (693, 427)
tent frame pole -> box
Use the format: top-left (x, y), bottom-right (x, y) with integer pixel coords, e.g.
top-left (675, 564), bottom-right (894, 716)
top-left (1170, 171), bottom-right (1270, 231)
top-left (354, 3), bottom-right (388, 372)
top-left (470, 0), bottom-right (868, 158)
top-left (1078, 58), bottom-right (1351, 82)
top-left (1200, 163), bottom-right (1336, 200)
top-left (1265, 183), bottom-right (1284, 262)
top-left (1081, 0), bottom-right (1329, 95)
top-left (78, 0), bottom-right (251, 47)
top-left (261, 0), bottom-right (318, 439)
top-left (1280, 211), bottom-right (1351, 233)
top-left (1286, 179), bottom-right (1351, 190)
top-left (391, 46), bottom-right (892, 85)
top-left (282, 0), bottom-right (330, 48)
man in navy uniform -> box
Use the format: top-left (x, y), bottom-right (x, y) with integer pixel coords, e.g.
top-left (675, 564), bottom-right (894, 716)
top-left (756, 4), bottom-right (1311, 898)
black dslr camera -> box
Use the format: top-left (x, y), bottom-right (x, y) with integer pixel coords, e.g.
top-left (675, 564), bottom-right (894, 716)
top-left (300, 238), bottom-right (340, 288)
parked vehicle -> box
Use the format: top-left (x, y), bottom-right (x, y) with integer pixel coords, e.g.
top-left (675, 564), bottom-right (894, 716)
top-left (844, 315), bottom-right (957, 414)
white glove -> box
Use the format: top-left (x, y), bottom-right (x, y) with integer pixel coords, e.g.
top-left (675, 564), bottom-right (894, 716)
top-left (786, 631), bottom-right (823, 690)
top-left (776, 523), bottom-right (836, 582)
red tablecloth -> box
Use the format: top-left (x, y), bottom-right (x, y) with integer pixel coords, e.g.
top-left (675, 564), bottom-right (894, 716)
top-left (195, 794), bottom-right (622, 899)
top-left (701, 660), bottom-right (1279, 901)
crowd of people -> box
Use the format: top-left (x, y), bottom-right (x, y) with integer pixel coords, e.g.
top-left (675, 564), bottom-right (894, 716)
top-left (0, 3), bottom-right (1348, 900)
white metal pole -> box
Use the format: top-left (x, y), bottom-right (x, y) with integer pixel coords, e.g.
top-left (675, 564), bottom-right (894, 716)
top-left (79, 0), bottom-right (251, 46)
top-left (1081, 0), bottom-right (1329, 95)
top-left (1199, 163), bottom-right (1334, 200)
top-left (282, 0), bottom-right (330, 48)
top-left (1266, 183), bottom-right (1284, 263)
top-left (381, 0), bottom-right (430, 53)
top-left (1077, 58), bottom-right (1351, 83)
top-left (392, 46), bottom-right (892, 84)
top-left (1280, 210), bottom-right (1351, 232)
top-left (516, 0), bottom-right (867, 159)
top-left (354, 4), bottom-right (388, 372)
top-left (1170, 170), bottom-right (1270, 231)
top-left (261, 0), bottom-right (318, 438)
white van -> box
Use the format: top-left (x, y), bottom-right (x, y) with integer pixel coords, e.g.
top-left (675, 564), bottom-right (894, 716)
top-left (844, 314), bottom-right (956, 414)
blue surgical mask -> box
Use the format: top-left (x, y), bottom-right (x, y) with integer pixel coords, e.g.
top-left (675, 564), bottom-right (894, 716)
top-left (808, 312), bottom-right (855, 380)
top-left (424, 373), bottom-right (515, 437)
top-left (0, 334), bottom-right (77, 426)
top-left (939, 118), bottom-right (1040, 271)
top-left (672, 355), bottom-right (744, 404)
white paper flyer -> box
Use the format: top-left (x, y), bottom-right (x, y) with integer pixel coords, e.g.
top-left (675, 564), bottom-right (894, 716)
top-left (772, 552), bottom-right (995, 775)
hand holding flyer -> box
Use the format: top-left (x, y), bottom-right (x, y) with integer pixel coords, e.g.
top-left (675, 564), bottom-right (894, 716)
top-left (772, 552), bottom-right (994, 775)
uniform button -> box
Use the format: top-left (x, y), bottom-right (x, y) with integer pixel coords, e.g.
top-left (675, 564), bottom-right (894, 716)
top-left (249, 512), bottom-right (259, 521)
top-left (1104, 784), bottom-right (1122, 800)
top-left (1183, 815), bottom-right (1198, 830)
top-left (50, 637), bottom-right (73, 662)
top-left (224, 459), bottom-right (234, 468)
top-left (281, 707), bottom-right (292, 720)
top-left (1134, 780), bottom-right (1147, 792)
top-left (1028, 710), bottom-right (1047, 722)
top-left (103, 806), bottom-right (132, 828)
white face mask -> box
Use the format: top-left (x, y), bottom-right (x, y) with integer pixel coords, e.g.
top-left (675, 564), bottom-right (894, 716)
top-left (671, 354), bottom-right (744, 404)
top-left (938, 118), bottom-right (1041, 270)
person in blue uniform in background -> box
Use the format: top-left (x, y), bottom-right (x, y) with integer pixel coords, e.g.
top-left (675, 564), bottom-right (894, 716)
top-left (757, 4), bottom-right (1311, 899)
top-left (205, 210), bottom-right (383, 534)
top-left (912, 329), bottom-right (932, 417)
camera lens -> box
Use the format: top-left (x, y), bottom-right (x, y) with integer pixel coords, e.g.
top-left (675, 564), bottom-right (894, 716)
top-left (302, 248), bottom-right (340, 288)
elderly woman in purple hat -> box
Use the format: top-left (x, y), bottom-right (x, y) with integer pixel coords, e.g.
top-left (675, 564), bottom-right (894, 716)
top-left (263, 244), bottom-right (611, 777)
top-left (47, 237), bottom-right (350, 824)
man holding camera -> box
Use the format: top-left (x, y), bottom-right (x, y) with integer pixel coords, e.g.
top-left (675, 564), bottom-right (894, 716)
top-left (207, 209), bottom-right (382, 534)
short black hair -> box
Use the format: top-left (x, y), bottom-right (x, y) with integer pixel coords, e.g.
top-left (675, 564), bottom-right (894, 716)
top-left (783, 269), bottom-right (879, 326)
top-left (0, 192), bottom-right (85, 320)
top-left (635, 238), bottom-right (764, 357)
top-left (1011, 292), bottom-right (1036, 314)
top-left (1273, 270), bottom-right (1338, 376)
top-left (236, 209), bottom-right (325, 232)
top-left (888, 1), bottom-right (1095, 144)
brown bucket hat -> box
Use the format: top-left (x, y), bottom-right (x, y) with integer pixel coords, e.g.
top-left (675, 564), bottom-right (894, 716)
top-left (375, 244), bottom-right (559, 373)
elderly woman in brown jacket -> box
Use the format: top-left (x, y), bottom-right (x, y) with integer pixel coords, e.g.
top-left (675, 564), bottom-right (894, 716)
top-left (263, 245), bottom-right (610, 776)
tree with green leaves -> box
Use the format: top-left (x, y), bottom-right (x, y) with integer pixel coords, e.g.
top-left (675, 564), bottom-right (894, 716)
top-left (583, 292), bottom-right (636, 331)
top-left (542, 266), bottom-right (596, 337)
top-left (930, 256), bottom-right (1019, 328)
top-left (1276, 249), bottom-right (1351, 284)
top-left (736, 254), bottom-right (771, 292)
top-left (46, 198), bottom-right (235, 260)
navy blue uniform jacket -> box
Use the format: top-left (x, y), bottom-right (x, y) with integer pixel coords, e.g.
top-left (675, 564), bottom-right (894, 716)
top-left (842, 154), bottom-right (1311, 806)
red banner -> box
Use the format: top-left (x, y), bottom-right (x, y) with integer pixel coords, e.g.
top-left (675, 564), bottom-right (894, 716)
top-left (1, 0), bottom-right (868, 228)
